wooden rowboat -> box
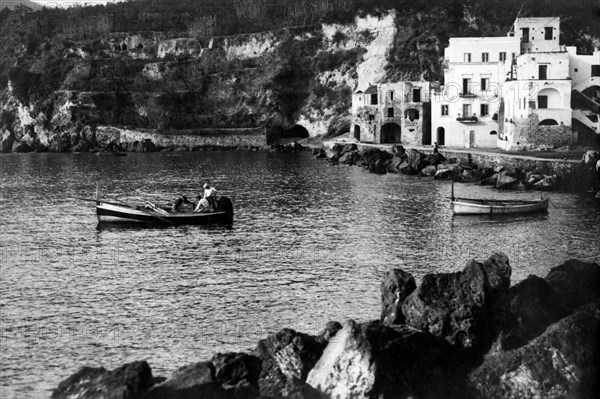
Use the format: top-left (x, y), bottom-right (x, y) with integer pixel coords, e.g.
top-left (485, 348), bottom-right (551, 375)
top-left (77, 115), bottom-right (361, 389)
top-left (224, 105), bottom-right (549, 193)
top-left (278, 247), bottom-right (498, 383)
top-left (451, 182), bottom-right (548, 215)
top-left (96, 198), bottom-right (234, 226)
top-left (451, 197), bottom-right (549, 215)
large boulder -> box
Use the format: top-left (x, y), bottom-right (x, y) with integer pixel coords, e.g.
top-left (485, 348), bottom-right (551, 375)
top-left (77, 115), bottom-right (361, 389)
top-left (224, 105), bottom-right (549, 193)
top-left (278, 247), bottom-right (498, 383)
top-left (253, 328), bottom-right (327, 397)
top-left (306, 320), bottom-right (376, 399)
top-left (211, 352), bottom-right (261, 394)
top-left (397, 160), bottom-right (418, 175)
top-left (434, 163), bottom-right (461, 180)
top-left (307, 320), bottom-right (468, 399)
top-left (401, 253), bottom-right (511, 352)
top-left (380, 269), bottom-right (416, 326)
top-left (532, 175), bottom-right (556, 190)
top-left (52, 361), bottom-right (154, 399)
top-left (368, 159), bottom-right (389, 174)
top-left (493, 275), bottom-right (565, 351)
top-left (387, 155), bottom-right (405, 173)
top-left (421, 165), bottom-right (437, 176)
top-left (496, 173), bottom-right (516, 189)
top-left (423, 152), bottom-right (446, 167)
top-left (581, 150), bottom-right (599, 166)
top-left (143, 361), bottom-right (231, 399)
top-left (406, 149), bottom-right (427, 172)
top-left (469, 302), bottom-right (600, 399)
top-left (339, 150), bottom-right (360, 165)
top-left (544, 259), bottom-right (600, 313)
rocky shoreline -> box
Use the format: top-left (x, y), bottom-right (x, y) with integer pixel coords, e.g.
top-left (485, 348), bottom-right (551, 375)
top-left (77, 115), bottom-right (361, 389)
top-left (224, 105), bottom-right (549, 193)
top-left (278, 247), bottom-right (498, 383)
top-left (313, 144), bottom-right (600, 193)
top-left (52, 254), bottom-right (599, 399)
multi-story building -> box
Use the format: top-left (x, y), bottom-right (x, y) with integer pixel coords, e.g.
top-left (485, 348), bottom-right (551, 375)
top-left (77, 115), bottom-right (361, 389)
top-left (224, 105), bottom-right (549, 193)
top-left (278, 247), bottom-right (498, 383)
top-left (499, 17), bottom-right (574, 148)
top-left (351, 82), bottom-right (432, 145)
top-left (350, 16), bottom-right (599, 149)
top-left (431, 36), bottom-right (520, 148)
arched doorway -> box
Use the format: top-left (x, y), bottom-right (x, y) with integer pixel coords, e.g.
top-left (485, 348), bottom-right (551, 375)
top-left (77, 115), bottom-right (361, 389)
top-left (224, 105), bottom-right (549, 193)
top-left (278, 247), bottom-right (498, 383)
top-left (538, 119), bottom-right (558, 126)
top-left (283, 125), bottom-right (309, 138)
top-left (537, 88), bottom-right (562, 109)
top-left (380, 123), bottom-right (401, 143)
top-left (354, 125), bottom-right (361, 141)
top-left (436, 127), bottom-right (445, 145)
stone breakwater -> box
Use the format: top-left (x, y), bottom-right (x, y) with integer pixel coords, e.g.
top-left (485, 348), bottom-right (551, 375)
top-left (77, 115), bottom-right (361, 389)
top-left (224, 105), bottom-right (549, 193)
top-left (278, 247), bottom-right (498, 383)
top-left (313, 144), bottom-right (600, 193)
top-left (51, 255), bottom-right (600, 399)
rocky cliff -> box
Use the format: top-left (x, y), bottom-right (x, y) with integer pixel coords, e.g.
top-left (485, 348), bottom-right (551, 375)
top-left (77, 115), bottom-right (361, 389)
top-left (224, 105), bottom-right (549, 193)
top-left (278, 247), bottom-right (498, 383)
top-left (1, 0), bottom-right (598, 152)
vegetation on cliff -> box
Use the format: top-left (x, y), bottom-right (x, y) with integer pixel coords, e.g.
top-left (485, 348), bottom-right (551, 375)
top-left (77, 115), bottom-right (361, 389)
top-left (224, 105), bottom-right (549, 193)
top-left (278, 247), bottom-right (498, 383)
top-left (0, 0), bottom-right (598, 150)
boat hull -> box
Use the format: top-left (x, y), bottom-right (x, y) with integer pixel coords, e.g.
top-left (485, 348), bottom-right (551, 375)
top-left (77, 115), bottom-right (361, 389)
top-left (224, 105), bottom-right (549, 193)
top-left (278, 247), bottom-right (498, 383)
top-left (96, 201), bottom-right (233, 226)
top-left (452, 198), bottom-right (548, 215)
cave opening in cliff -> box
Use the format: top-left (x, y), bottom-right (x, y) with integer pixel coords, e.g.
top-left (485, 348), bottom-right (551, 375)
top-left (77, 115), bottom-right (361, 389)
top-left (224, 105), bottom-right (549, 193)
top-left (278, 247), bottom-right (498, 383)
top-left (283, 125), bottom-right (309, 138)
top-left (380, 123), bottom-right (401, 143)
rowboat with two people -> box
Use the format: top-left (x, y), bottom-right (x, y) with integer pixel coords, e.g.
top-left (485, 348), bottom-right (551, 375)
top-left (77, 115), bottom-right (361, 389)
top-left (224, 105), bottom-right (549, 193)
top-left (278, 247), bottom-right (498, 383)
top-left (450, 181), bottom-right (548, 216)
top-left (90, 185), bottom-right (233, 226)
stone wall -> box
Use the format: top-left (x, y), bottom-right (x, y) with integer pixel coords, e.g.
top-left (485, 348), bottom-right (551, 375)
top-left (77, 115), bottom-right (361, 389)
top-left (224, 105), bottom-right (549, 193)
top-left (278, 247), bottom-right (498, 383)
top-left (96, 126), bottom-right (267, 148)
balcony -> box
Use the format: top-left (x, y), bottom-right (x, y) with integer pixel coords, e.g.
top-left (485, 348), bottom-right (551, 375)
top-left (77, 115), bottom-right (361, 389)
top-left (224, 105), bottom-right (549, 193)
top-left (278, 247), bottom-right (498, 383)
top-left (459, 92), bottom-right (477, 98)
top-left (456, 116), bottom-right (479, 123)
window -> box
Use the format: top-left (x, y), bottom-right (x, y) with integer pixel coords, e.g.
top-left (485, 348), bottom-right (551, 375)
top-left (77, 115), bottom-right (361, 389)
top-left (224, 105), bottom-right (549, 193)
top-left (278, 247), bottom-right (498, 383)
top-left (544, 27), bottom-right (553, 40)
top-left (464, 53), bottom-right (471, 62)
top-left (462, 78), bottom-right (471, 95)
top-left (481, 52), bottom-right (489, 62)
top-left (480, 104), bottom-right (489, 116)
top-left (499, 52), bottom-right (506, 62)
top-left (387, 108), bottom-right (394, 117)
top-left (592, 65), bottom-right (600, 77)
top-left (538, 95), bottom-right (548, 109)
top-left (539, 65), bottom-right (548, 80)
top-left (512, 52), bottom-right (516, 60)
top-left (521, 27), bottom-right (530, 43)
top-left (368, 114), bottom-right (375, 121)
top-left (371, 94), bottom-right (378, 105)
top-left (463, 104), bottom-right (472, 117)
top-left (405, 109), bottom-right (419, 121)
top-left (388, 90), bottom-right (394, 100)
top-left (481, 77), bottom-right (489, 91)
top-left (441, 105), bottom-right (449, 116)
top-left (490, 130), bottom-right (498, 135)
top-left (412, 88), bottom-right (421, 102)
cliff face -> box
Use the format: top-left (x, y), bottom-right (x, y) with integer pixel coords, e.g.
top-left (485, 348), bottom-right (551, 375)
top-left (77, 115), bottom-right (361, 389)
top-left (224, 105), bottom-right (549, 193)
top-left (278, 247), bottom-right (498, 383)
top-left (0, 1), bottom-right (598, 152)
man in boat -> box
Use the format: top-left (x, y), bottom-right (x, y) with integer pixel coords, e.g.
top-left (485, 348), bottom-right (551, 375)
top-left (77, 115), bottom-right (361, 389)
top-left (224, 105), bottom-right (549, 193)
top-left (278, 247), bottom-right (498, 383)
top-left (202, 182), bottom-right (218, 209)
top-left (194, 195), bottom-right (213, 213)
top-left (172, 195), bottom-right (194, 212)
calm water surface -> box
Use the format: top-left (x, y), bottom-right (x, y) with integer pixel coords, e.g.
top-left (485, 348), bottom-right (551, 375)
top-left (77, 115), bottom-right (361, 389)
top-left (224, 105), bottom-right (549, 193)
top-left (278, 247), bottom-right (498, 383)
top-left (1, 151), bottom-right (599, 398)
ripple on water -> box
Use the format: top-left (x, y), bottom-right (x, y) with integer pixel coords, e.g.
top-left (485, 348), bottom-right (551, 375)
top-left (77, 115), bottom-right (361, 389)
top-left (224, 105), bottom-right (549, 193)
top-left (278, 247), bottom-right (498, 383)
top-left (1, 152), bottom-right (599, 398)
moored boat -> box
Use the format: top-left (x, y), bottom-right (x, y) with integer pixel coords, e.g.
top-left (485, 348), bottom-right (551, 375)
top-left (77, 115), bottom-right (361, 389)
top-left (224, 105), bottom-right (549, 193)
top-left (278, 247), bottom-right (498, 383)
top-left (451, 197), bottom-right (549, 215)
top-left (96, 197), bottom-right (233, 226)
top-left (451, 182), bottom-right (548, 215)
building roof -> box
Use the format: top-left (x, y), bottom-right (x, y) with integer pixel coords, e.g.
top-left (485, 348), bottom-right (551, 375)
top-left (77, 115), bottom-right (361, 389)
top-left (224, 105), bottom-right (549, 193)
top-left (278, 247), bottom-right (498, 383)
top-left (354, 90), bottom-right (363, 94)
top-left (364, 85), bottom-right (378, 94)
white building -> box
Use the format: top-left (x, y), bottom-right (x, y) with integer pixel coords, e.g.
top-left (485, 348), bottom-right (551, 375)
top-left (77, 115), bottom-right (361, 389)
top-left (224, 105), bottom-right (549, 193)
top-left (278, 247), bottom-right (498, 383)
top-left (431, 36), bottom-right (520, 148)
top-left (498, 17), bottom-right (600, 148)
top-left (432, 16), bottom-right (599, 149)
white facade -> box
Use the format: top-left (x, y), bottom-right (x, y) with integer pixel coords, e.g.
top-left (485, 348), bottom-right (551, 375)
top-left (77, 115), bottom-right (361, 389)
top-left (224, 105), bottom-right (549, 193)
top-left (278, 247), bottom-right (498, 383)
top-left (511, 17), bottom-right (561, 54)
top-left (431, 37), bottom-right (520, 148)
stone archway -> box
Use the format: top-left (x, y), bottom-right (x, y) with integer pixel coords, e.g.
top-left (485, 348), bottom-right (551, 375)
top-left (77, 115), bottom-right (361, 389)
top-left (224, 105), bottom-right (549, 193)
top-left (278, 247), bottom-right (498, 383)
top-left (380, 122), bottom-right (401, 143)
top-left (436, 127), bottom-right (445, 146)
top-left (538, 119), bottom-right (558, 126)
